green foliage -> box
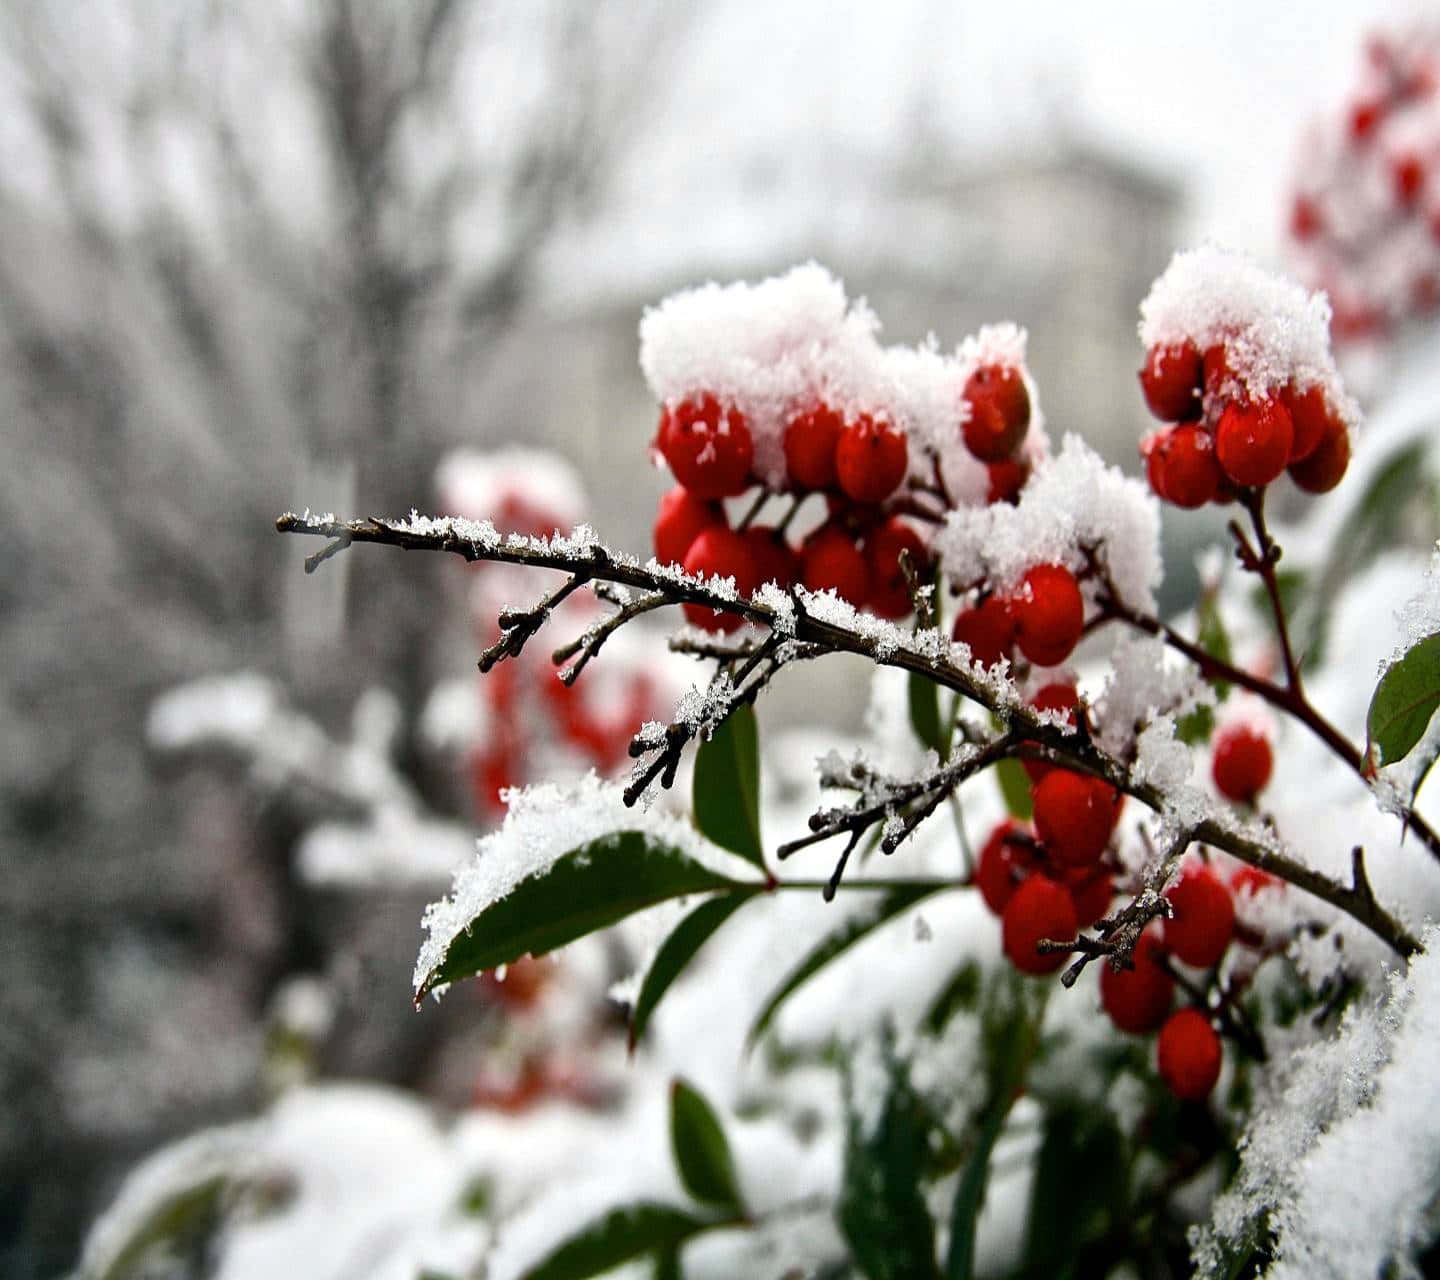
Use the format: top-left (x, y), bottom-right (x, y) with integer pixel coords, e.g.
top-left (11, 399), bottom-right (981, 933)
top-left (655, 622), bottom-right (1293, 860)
top-left (1368, 633), bottom-right (1440, 773)
top-left (837, 1036), bottom-right (940, 1280)
top-left (94, 1176), bottom-right (229, 1280)
top-left (518, 1204), bottom-right (718, 1280)
top-left (746, 885), bottom-right (947, 1050)
top-left (922, 961), bottom-right (981, 1035)
top-left (909, 671), bottom-right (947, 759)
top-left (415, 835), bottom-right (750, 998)
top-left (630, 891), bottom-right (759, 1049)
top-left (1019, 1107), bottom-right (1126, 1277)
top-left (693, 703), bottom-right (764, 868)
top-left (670, 1079), bottom-right (747, 1215)
top-left (995, 757), bottom-right (1033, 819)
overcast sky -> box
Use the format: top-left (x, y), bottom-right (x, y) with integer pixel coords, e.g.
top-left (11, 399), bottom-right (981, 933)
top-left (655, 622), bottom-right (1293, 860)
top-left (614, 0), bottom-right (1409, 261)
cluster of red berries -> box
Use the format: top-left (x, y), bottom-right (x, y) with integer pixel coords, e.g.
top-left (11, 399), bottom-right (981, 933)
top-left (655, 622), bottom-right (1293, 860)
top-left (975, 683), bottom-right (1122, 975)
top-left (654, 484), bottom-right (930, 633)
top-left (1287, 29), bottom-right (1440, 340)
top-left (951, 561), bottom-right (1087, 671)
top-left (1138, 341), bottom-right (1350, 506)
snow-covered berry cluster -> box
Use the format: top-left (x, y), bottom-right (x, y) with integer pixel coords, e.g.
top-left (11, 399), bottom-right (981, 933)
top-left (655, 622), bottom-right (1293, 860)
top-left (1137, 247), bottom-right (1357, 505)
top-left (640, 264), bottom-right (1049, 630)
top-left (1286, 24), bottom-right (1440, 342)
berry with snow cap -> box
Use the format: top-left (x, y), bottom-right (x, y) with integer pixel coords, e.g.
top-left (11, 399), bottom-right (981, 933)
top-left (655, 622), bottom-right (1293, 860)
top-left (962, 363), bottom-right (1030, 462)
top-left (801, 522), bottom-right (869, 607)
top-left (659, 395), bottom-right (754, 499)
top-left (783, 401), bottom-right (845, 490)
top-left (1012, 562), bottom-right (1085, 667)
top-left (1143, 423), bottom-right (1222, 509)
top-left (1139, 342), bottom-right (1204, 422)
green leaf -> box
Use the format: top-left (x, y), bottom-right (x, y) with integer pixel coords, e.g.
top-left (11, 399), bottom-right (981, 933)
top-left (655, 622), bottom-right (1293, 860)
top-left (944, 1098), bottom-right (1008, 1280)
top-left (1020, 1107), bottom-right (1125, 1274)
top-left (96, 1176), bottom-right (229, 1280)
top-left (745, 884), bottom-right (946, 1050)
top-left (670, 1078), bottom-right (746, 1214)
top-left (1195, 595), bottom-right (1233, 699)
top-left (909, 672), bottom-right (946, 758)
top-left (631, 891), bottom-right (758, 1049)
top-left (1175, 703), bottom-right (1215, 746)
top-left (838, 1037), bottom-right (940, 1280)
top-left (417, 834), bottom-right (749, 998)
top-left (694, 704), bottom-right (764, 868)
top-left (922, 961), bottom-right (981, 1035)
top-left (995, 757), bottom-right (1033, 819)
top-left (1367, 633), bottom-right (1440, 769)
top-left (520, 1203), bottom-right (715, 1280)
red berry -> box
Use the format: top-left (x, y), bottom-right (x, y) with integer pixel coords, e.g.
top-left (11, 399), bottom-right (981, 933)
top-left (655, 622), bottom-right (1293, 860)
top-left (1139, 342), bottom-right (1203, 422)
top-left (1147, 423), bottom-right (1221, 509)
top-left (1288, 416), bottom-right (1350, 493)
top-left (962, 364), bottom-right (1031, 461)
top-left (1033, 770), bottom-right (1119, 868)
top-left (1279, 384), bottom-right (1334, 463)
top-left (1393, 152), bottom-right (1426, 206)
top-left (800, 522), bottom-right (869, 607)
top-left (1100, 930), bottom-right (1174, 1034)
top-left (1002, 875), bottom-right (1078, 976)
top-left (1066, 866), bottom-right (1114, 928)
top-left (783, 401), bottom-right (845, 490)
top-left (864, 518), bottom-right (928, 619)
top-left (1231, 864), bottom-right (1281, 897)
top-left (987, 458), bottom-right (1029, 504)
top-left (1163, 868), bottom-right (1235, 969)
top-left (660, 395), bottom-right (754, 499)
top-left (1023, 680), bottom-right (1079, 783)
top-left (1349, 98), bottom-right (1383, 142)
top-left (951, 595), bottom-right (1015, 669)
top-left (682, 527), bottom-right (760, 633)
top-left (835, 414), bottom-right (908, 503)
top-left (1290, 194), bottom-right (1323, 242)
top-left (1202, 344), bottom-right (1237, 402)
top-left (1215, 398), bottom-right (1294, 488)
top-left (745, 526), bottom-right (799, 590)
top-left (1156, 1008), bottom-right (1222, 1100)
top-left (1012, 563), bottom-right (1085, 668)
top-left (653, 487), bottom-right (725, 567)
top-left (974, 819), bottom-right (1038, 916)
top-left (1211, 723), bottom-right (1273, 803)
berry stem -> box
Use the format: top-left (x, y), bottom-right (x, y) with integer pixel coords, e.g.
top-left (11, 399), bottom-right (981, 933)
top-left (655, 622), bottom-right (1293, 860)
top-left (1236, 489), bottom-right (1304, 695)
top-left (735, 486), bottom-right (770, 532)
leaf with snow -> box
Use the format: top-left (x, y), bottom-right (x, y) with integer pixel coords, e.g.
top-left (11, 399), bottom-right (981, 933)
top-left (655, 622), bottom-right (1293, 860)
top-left (1367, 633), bottom-right (1440, 771)
top-left (414, 776), bottom-right (757, 999)
top-left (669, 1078), bottom-right (746, 1215)
top-left (693, 702), bottom-right (764, 867)
top-left (994, 757), bottom-right (1033, 819)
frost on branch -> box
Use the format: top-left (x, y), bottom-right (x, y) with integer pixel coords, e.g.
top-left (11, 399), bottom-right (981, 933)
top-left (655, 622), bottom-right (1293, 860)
top-left (1193, 926), bottom-right (1440, 1279)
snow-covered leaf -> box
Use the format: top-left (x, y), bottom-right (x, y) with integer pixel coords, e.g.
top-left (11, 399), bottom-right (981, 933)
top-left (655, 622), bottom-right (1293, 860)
top-left (669, 1078), bottom-right (746, 1215)
top-left (1367, 633), bottom-right (1440, 769)
top-left (693, 703), bottom-right (764, 868)
top-left (415, 834), bottom-right (747, 999)
top-left (630, 890), bottom-right (758, 1050)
